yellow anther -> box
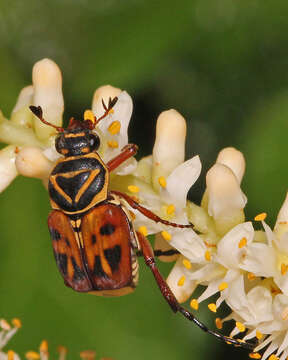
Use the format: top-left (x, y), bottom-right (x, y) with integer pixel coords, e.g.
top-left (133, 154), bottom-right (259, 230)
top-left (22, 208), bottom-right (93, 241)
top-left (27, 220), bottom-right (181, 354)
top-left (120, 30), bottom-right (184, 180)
top-left (268, 355), bottom-right (279, 360)
top-left (80, 350), bottom-right (96, 360)
top-left (25, 351), bottom-right (40, 360)
top-left (177, 275), bottom-right (185, 286)
top-left (208, 303), bottom-right (217, 313)
top-left (281, 263), bottom-right (288, 275)
top-left (127, 185), bottom-right (140, 193)
top-left (236, 321), bottom-right (246, 332)
top-left (218, 282), bottom-right (228, 291)
top-left (248, 272), bottom-right (256, 281)
top-left (108, 108), bottom-right (114, 114)
top-left (256, 330), bottom-right (263, 340)
top-left (161, 231), bottom-right (172, 241)
top-left (205, 250), bottom-right (211, 262)
top-left (166, 204), bottom-right (175, 215)
top-left (83, 110), bottom-right (95, 123)
top-left (158, 176), bottom-right (167, 188)
top-left (57, 346), bottom-right (68, 354)
top-left (215, 318), bottom-right (223, 329)
top-left (12, 318), bottom-right (22, 328)
top-left (281, 306), bottom-right (288, 321)
top-left (0, 319), bottom-right (11, 330)
top-left (238, 237), bottom-right (247, 248)
top-left (190, 299), bottom-right (199, 310)
top-left (40, 340), bottom-right (48, 353)
top-left (254, 212), bottom-right (267, 221)
top-left (249, 353), bottom-right (262, 359)
top-left (182, 259), bottom-right (192, 269)
top-left (107, 140), bottom-right (119, 148)
top-left (7, 350), bottom-right (15, 360)
top-left (108, 121), bottom-right (121, 135)
top-left (138, 226), bottom-right (148, 237)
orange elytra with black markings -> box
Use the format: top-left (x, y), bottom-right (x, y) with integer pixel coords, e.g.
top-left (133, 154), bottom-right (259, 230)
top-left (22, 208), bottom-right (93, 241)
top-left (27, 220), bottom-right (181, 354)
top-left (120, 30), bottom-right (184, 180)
top-left (29, 100), bottom-right (255, 350)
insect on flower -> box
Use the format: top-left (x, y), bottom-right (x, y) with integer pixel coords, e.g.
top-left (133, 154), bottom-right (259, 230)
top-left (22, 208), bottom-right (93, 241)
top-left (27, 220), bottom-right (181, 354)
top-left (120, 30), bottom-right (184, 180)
top-left (29, 100), bottom-right (254, 351)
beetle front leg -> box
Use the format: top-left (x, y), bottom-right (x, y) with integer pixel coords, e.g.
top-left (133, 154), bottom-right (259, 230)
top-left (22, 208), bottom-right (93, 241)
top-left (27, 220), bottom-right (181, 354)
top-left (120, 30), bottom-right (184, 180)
top-left (106, 144), bottom-right (138, 172)
top-left (136, 231), bottom-right (255, 351)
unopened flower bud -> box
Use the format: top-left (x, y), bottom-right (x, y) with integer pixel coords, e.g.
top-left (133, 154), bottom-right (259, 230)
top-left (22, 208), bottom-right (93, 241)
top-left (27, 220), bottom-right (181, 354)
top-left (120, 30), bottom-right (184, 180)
top-left (92, 85), bottom-right (121, 118)
top-left (216, 147), bottom-right (245, 183)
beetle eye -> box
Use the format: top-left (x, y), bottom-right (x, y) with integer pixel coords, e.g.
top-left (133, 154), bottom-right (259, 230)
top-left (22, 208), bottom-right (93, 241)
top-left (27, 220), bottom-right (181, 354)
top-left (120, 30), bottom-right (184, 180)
top-left (89, 134), bottom-right (100, 151)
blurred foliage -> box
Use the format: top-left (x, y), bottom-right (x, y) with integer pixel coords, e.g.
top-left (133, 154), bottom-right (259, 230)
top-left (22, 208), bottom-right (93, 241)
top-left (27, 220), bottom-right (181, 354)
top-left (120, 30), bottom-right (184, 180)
top-left (0, 0), bottom-right (288, 359)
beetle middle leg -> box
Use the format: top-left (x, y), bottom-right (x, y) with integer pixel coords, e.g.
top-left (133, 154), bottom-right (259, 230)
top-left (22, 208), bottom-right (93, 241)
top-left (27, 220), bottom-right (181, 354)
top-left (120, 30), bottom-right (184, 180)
top-left (107, 144), bottom-right (138, 172)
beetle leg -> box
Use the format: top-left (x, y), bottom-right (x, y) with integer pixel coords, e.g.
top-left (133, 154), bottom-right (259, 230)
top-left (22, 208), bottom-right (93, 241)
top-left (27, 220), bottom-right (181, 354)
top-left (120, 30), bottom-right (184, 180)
top-left (107, 144), bottom-right (138, 172)
top-left (136, 231), bottom-right (255, 350)
top-left (111, 190), bottom-right (193, 229)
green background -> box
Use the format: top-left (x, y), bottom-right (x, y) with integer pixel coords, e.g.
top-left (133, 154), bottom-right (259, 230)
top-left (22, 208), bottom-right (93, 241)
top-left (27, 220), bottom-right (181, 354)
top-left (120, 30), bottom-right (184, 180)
top-left (0, 0), bottom-right (288, 359)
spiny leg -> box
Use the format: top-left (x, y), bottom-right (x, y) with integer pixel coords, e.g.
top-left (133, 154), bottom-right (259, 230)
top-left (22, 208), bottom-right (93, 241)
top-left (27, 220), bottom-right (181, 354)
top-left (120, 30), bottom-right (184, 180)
top-left (136, 231), bottom-right (255, 351)
top-left (107, 144), bottom-right (138, 172)
top-left (111, 190), bottom-right (193, 229)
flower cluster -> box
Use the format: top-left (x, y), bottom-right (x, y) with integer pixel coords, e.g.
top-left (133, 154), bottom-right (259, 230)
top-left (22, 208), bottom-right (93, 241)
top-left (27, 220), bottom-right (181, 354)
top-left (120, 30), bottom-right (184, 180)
top-left (1, 58), bottom-right (288, 360)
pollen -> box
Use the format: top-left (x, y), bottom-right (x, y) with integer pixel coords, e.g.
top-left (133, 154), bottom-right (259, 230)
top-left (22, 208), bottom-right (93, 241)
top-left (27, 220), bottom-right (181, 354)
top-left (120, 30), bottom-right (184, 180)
top-left (40, 340), bottom-right (48, 353)
top-left (138, 226), bottom-right (148, 237)
top-left (25, 351), bottom-right (40, 360)
top-left (128, 185), bottom-right (140, 193)
top-left (108, 121), bottom-right (121, 135)
top-left (236, 321), bottom-right (246, 332)
top-left (12, 318), bottom-right (22, 328)
top-left (218, 282), bottom-right (228, 291)
top-left (0, 319), bottom-right (11, 330)
top-left (268, 355), bottom-right (279, 360)
top-left (182, 259), bottom-right (192, 269)
top-left (177, 275), bottom-right (185, 286)
top-left (281, 263), bottom-right (288, 275)
top-left (215, 318), bottom-right (223, 329)
top-left (254, 212), bottom-right (267, 221)
top-left (108, 108), bottom-right (114, 114)
top-left (205, 250), bottom-right (211, 261)
top-left (158, 176), bottom-right (167, 188)
top-left (249, 353), bottom-right (262, 359)
top-left (83, 110), bottom-right (95, 123)
top-left (208, 303), bottom-right (217, 313)
top-left (161, 231), bottom-right (172, 241)
top-left (190, 299), bottom-right (199, 310)
top-left (248, 272), bottom-right (256, 281)
top-left (107, 140), bottom-right (119, 148)
top-left (256, 330), bottom-right (263, 340)
top-left (7, 350), bottom-right (15, 360)
top-left (238, 237), bottom-right (247, 248)
top-left (281, 306), bottom-right (288, 321)
top-left (166, 204), bottom-right (175, 215)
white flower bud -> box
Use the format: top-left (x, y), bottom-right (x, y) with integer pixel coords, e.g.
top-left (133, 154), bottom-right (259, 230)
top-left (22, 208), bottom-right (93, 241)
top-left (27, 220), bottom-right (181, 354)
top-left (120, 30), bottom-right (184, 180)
top-left (15, 146), bottom-right (53, 179)
top-left (11, 85), bottom-right (34, 127)
top-left (216, 147), bottom-right (245, 183)
top-left (0, 145), bottom-right (18, 192)
top-left (206, 163), bottom-right (246, 235)
top-left (152, 109), bottom-right (186, 191)
top-left (92, 85), bottom-right (122, 118)
top-left (32, 58), bottom-right (64, 141)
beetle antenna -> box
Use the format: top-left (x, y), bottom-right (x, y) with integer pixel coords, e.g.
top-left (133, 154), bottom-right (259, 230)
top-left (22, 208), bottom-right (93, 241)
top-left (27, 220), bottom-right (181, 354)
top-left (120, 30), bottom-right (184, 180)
top-left (94, 96), bottom-right (118, 125)
top-left (30, 106), bottom-right (64, 132)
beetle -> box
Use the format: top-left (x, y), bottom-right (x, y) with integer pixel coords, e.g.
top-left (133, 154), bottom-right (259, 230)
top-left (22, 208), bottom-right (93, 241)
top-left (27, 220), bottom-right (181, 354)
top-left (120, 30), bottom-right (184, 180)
top-left (29, 101), bottom-right (254, 350)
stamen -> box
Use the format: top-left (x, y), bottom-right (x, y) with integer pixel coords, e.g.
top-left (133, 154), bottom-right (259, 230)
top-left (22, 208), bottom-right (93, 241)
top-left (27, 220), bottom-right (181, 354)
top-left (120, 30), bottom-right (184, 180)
top-left (238, 237), bottom-right (247, 248)
top-left (218, 282), bottom-right (228, 291)
top-left (127, 185), bottom-right (140, 193)
top-left (40, 340), bottom-right (48, 353)
top-left (182, 259), bottom-right (192, 269)
top-left (11, 318), bottom-right (22, 328)
top-left (161, 231), bottom-right (172, 241)
top-left (7, 350), bottom-right (15, 360)
top-left (190, 299), bottom-right (199, 310)
top-left (177, 276), bottom-right (185, 286)
top-left (249, 353), bottom-right (262, 359)
top-left (268, 355), bottom-right (279, 360)
top-left (108, 108), bottom-right (114, 114)
top-left (281, 306), bottom-right (288, 321)
top-left (208, 303), bottom-right (217, 313)
top-left (236, 321), bottom-right (246, 332)
top-left (158, 176), bottom-right (167, 188)
top-left (256, 330), bottom-right (263, 340)
top-left (107, 140), bottom-right (119, 148)
top-left (248, 272), bottom-right (256, 281)
top-left (166, 204), bottom-right (175, 215)
top-left (281, 263), bottom-right (288, 275)
top-left (0, 319), bottom-right (11, 330)
top-left (254, 212), bottom-right (267, 221)
top-left (215, 318), bottom-right (223, 329)
top-left (205, 250), bottom-right (211, 261)
top-left (80, 350), bottom-right (96, 360)
top-left (84, 110), bottom-right (95, 123)
top-left (25, 351), bottom-right (40, 360)
top-left (108, 121), bottom-right (121, 135)
top-left (138, 226), bottom-right (148, 237)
